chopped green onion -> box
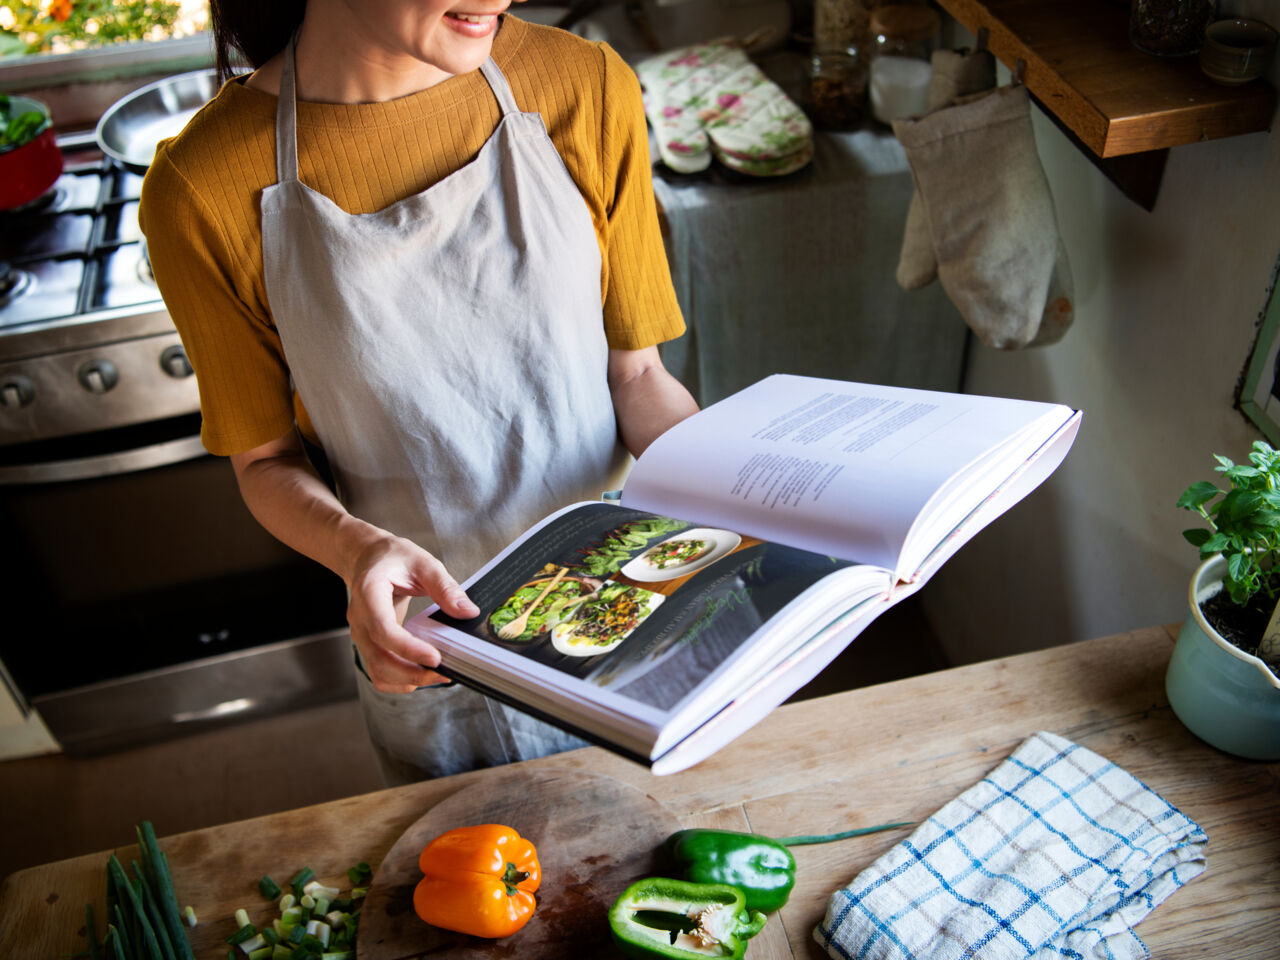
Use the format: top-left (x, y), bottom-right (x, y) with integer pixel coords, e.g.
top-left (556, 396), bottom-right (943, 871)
top-left (226, 923), bottom-right (257, 946)
top-left (302, 882), bottom-right (341, 901)
top-left (349, 887), bottom-right (367, 899)
top-left (262, 926), bottom-right (279, 946)
top-left (313, 897), bottom-right (329, 916)
top-left (235, 909), bottom-right (251, 930)
top-left (305, 920), bottom-right (331, 948)
top-left (278, 893), bottom-right (296, 912)
top-left (183, 906), bottom-right (197, 928)
top-left (258, 876), bottom-right (282, 900)
top-left (237, 932), bottom-right (267, 955)
top-left (288, 868), bottom-right (314, 898)
top-left (248, 948), bottom-right (272, 960)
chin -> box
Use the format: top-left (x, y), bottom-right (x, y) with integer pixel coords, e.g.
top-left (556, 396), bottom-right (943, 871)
top-left (424, 34), bottom-right (496, 77)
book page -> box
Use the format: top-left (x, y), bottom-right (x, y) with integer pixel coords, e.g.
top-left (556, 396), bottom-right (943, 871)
top-left (409, 501), bottom-right (888, 754)
top-left (622, 374), bottom-right (1074, 571)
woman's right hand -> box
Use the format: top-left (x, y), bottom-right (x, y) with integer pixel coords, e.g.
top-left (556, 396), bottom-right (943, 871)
top-left (229, 429), bottom-right (480, 694)
top-left (345, 532), bottom-right (480, 693)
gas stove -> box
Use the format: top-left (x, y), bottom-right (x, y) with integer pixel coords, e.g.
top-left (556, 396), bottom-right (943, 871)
top-left (0, 132), bottom-right (353, 758)
top-left (0, 132), bottom-right (198, 453)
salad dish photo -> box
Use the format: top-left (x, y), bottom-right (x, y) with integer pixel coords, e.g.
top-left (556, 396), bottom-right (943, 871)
top-left (550, 583), bottom-right (665, 657)
top-left (486, 572), bottom-right (599, 644)
top-left (620, 528), bottom-right (742, 582)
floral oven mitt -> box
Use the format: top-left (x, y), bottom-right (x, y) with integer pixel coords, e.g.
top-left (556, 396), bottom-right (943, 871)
top-left (635, 42), bottom-right (814, 177)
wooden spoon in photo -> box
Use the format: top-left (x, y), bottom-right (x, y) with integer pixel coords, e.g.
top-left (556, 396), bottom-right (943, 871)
top-left (497, 566), bottom-right (568, 640)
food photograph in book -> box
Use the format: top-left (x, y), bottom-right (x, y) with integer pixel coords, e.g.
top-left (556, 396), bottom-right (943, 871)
top-left (432, 504), bottom-right (853, 711)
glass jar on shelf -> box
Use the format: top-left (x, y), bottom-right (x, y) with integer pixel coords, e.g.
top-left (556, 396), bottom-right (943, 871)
top-left (1130, 0), bottom-right (1216, 57)
top-left (868, 4), bottom-right (941, 124)
top-left (807, 50), bottom-right (869, 130)
top-left (813, 0), bottom-right (869, 58)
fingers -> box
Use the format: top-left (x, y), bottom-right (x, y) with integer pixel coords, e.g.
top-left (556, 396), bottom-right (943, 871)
top-left (355, 635), bottom-right (449, 693)
top-left (408, 549), bottom-right (480, 619)
top-left (347, 533), bottom-right (478, 694)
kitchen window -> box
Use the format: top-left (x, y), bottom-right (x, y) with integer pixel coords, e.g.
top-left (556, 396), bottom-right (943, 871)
top-left (0, 0), bottom-right (210, 90)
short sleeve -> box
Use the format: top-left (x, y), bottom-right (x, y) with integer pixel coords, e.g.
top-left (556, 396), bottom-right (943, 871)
top-left (139, 147), bottom-right (296, 456)
top-left (597, 43), bottom-right (686, 351)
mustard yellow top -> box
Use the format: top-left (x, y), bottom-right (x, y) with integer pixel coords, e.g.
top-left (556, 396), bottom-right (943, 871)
top-left (139, 16), bottom-right (684, 456)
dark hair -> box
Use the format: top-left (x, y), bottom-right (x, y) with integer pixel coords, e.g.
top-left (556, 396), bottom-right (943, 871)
top-left (210, 0), bottom-right (308, 83)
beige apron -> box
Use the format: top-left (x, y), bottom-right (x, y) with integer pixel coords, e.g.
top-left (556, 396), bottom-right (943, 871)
top-left (261, 38), bottom-right (627, 782)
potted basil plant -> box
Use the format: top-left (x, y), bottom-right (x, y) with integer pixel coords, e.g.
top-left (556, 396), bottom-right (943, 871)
top-left (1168, 440), bottom-right (1280, 760)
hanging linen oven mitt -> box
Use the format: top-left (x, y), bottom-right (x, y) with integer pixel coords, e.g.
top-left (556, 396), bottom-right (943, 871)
top-left (897, 46), bottom-right (997, 290)
top-left (635, 41), bottom-right (813, 177)
top-left (813, 731), bottom-right (1208, 960)
top-left (893, 84), bottom-right (1074, 348)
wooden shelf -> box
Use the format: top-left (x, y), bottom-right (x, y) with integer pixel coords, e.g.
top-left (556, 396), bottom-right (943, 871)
top-left (934, 0), bottom-right (1277, 157)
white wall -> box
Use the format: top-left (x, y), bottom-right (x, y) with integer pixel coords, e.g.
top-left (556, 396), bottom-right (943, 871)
top-left (920, 11), bottom-right (1280, 664)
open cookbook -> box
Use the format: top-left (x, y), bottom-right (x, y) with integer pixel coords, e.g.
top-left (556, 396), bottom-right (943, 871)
top-left (408, 374), bottom-right (1082, 775)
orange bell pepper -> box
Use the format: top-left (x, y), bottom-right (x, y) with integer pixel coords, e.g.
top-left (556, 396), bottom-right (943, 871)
top-left (413, 823), bottom-right (541, 938)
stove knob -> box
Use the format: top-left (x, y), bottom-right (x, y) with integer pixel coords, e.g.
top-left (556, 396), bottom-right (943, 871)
top-left (77, 359), bottom-right (119, 395)
top-left (1, 374), bottom-right (35, 409)
top-left (160, 345), bottom-right (194, 378)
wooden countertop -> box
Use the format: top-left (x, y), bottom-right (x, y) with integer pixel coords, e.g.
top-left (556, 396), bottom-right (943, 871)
top-left (3, 625), bottom-right (1277, 958)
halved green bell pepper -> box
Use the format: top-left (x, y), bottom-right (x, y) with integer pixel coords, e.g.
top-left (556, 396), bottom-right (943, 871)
top-left (664, 823), bottom-right (913, 913)
top-left (608, 878), bottom-right (767, 959)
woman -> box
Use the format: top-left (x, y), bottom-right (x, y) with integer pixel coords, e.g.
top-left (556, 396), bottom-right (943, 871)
top-left (139, 0), bottom-right (697, 781)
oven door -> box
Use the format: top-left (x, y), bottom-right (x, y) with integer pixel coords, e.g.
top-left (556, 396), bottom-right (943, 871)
top-left (0, 413), bottom-right (353, 754)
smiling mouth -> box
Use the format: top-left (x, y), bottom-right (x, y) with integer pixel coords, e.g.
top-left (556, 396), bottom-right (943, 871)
top-left (447, 11), bottom-right (499, 23)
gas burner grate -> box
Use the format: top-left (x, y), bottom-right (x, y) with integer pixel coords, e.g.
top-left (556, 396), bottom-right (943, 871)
top-left (0, 148), bottom-right (163, 326)
top-left (0, 264), bottom-right (35, 309)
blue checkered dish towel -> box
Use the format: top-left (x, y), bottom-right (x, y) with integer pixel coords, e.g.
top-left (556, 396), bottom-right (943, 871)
top-left (814, 732), bottom-right (1207, 960)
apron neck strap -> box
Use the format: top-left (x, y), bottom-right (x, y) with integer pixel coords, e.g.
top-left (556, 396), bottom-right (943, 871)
top-left (275, 43), bottom-right (516, 183)
top-left (276, 30), bottom-right (301, 184)
top-left (479, 58), bottom-right (520, 116)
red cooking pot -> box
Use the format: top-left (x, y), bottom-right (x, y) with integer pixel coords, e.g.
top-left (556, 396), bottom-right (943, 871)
top-left (0, 95), bottom-right (63, 211)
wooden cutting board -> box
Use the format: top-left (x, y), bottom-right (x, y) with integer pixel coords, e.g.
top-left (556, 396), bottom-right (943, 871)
top-left (357, 768), bottom-right (680, 959)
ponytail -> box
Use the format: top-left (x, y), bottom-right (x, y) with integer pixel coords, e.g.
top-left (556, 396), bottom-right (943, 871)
top-left (210, 0), bottom-right (307, 83)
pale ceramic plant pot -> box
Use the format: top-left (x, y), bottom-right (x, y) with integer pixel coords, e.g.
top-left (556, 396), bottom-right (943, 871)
top-left (1165, 555), bottom-right (1280, 760)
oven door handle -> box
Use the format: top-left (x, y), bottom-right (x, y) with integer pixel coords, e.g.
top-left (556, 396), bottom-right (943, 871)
top-left (0, 434), bottom-right (209, 484)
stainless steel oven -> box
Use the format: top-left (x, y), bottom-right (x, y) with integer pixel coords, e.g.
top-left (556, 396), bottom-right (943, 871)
top-left (0, 133), bottom-right (352, 754)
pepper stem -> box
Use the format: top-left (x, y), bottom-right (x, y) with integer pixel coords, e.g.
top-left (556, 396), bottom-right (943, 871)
top-left (502, 861), bottom-right (531, 895)
top-left (776, 821), bottom-right (913, 846)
